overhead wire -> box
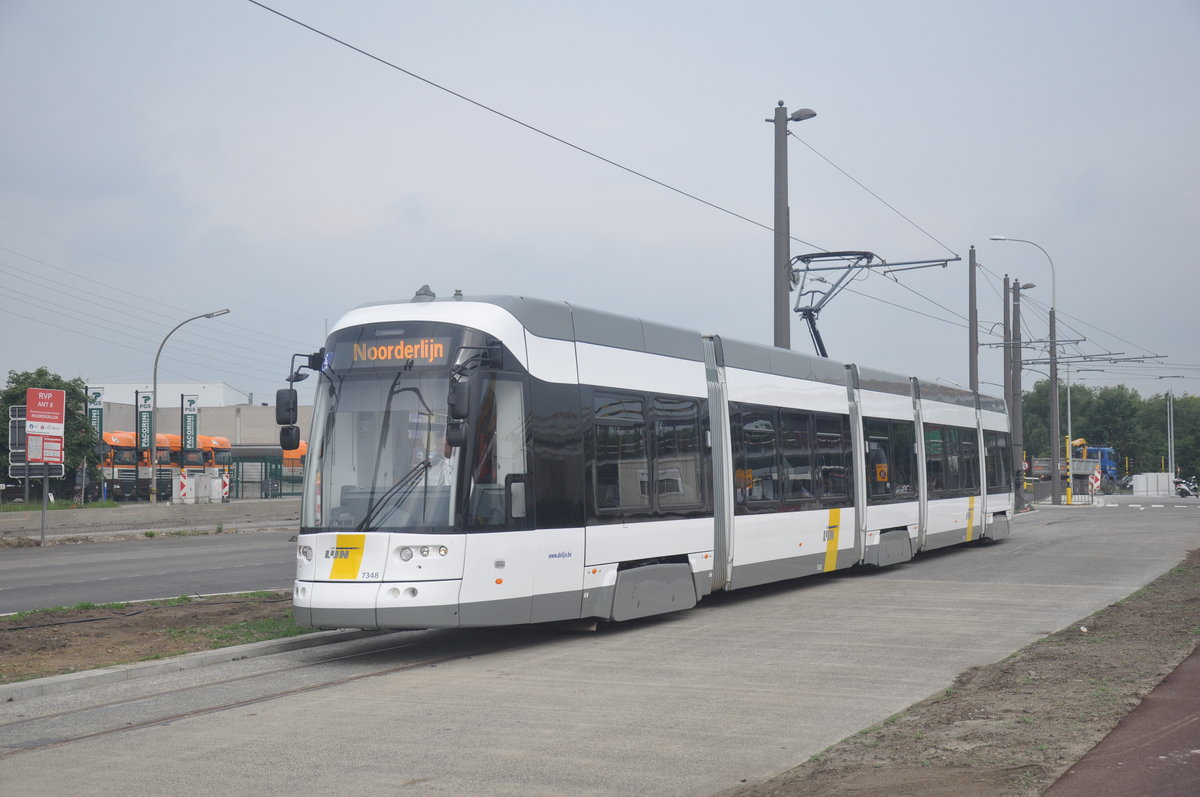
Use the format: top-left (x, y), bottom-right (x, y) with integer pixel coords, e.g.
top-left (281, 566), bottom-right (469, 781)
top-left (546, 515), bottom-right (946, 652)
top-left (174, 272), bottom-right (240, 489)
top-left (244, 0), bottom-right (824, 251)
top-left (248, 0), bottom-right (1004, 350)
top-left (0, 241), bottom-right (309, 351)
top-left (0, 291), bottom-right (277, 387)
top-left (0, 263), bottom-right (285, 373)
top-left (786, 131), bottom-right (959, 259)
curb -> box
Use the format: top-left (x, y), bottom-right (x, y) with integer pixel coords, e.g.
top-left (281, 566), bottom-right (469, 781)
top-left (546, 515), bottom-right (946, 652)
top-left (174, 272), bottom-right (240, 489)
top-left (0, 628), bottom-right (374, 703)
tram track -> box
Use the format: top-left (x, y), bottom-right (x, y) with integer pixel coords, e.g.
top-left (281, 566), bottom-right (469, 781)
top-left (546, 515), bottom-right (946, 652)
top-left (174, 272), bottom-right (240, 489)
top-left (0, 625), bottom-right (550, 757)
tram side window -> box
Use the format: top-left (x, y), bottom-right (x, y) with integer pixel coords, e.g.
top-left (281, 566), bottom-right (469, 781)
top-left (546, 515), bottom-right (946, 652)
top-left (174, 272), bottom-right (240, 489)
top-left (864, 418), bottom-right (891, 500)
top-left (925, 424), bottom-right (980, 498)
top-left (466, 375), bottom-right (529, 530)
top-left (594, 394), bottom-right (650, 512)
top-left (985, 430), bottom-right (1012, 493)
top-left (942, 426), bottom-right (962, 492)
top-left (891, 420), bottom-right (917, 499)
top-left (654, 396), bottom-right (703, 509)
top-left (780, 409), bottom-right (815, 505)
top-left (740, 407), bottom-right (778, 504)
top-left (960, 430), bottom-right (981, 493)
top-left (814, 412), bottom-right (851, 505)
top-left (925, 426), bottom-right (947, 493)
top-left (731, 404), bottom-right (852, 511)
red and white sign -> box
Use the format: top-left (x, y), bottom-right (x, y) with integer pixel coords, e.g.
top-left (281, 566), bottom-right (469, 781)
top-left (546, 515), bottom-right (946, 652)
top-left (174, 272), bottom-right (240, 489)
top-left (1089, 468), bottom-right (1101, 492)
top-left (26, 388), bottom-right (66, 464)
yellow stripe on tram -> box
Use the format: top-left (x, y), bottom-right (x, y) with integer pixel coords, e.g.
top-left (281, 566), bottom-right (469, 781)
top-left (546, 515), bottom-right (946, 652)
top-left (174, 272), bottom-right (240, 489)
top-left (966, 495), bottom-right (976, 542)
top-left (329, 533), bottom-right (367, 580)
top-left (823, 507), bottom-right (841, 572)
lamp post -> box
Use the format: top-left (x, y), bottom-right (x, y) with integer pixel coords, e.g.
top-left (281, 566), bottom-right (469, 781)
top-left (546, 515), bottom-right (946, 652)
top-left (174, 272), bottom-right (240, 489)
top-left (1159, 376), bottom-right (1184, 478)
top-left (991, 236), bottom-right (1060, 504)
top-left (770, 101), bottom-right (816, 349)
top-left (150, 309), bottom-right (230, 502)
top-left (1011, 279), bottom-right (1034, 507)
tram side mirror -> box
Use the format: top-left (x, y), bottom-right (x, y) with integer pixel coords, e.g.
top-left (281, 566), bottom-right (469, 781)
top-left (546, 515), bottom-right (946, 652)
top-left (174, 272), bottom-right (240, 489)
top-left (276, 388), bottom-right (298, 425)
top-left (448, 379), bottom-right (470, 420)
top-left (446, 420), bottom-right (467, 448)
top-left (280, 425), bottom-right (301, 451)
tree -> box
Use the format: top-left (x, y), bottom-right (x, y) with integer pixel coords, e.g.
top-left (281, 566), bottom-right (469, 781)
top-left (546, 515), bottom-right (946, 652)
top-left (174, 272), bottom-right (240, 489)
top-left (1088, 385), bottom-right (1143, 464)
top-left (1017, 380), bottom-right (1199, 479)
top-left (1021, 379), bottom-right (1052, 457)
top-left (1174, 393), bottom-right (1200, 479)
top-left (1, 368), bottom-right (100, 499)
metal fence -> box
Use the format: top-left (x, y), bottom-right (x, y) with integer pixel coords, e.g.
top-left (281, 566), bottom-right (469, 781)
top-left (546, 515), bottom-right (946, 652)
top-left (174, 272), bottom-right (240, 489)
top-left (230, 456), bottom-right (302, 499)
top-left (1027, 479), bottom-right (1096, 505)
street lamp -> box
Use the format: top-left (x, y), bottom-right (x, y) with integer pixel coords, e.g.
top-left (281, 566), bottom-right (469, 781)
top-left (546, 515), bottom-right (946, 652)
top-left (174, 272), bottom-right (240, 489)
top-left (991, 235), bottom-right (1061, 504)
top-left (150, 309), bottom-right (231, 502)
top-left (1159, 376), bottom-right (1184, 477)
top-left (770, 101), bottom-right (817, 349)
top-left (1011, 280), bottom-right (1035, 507)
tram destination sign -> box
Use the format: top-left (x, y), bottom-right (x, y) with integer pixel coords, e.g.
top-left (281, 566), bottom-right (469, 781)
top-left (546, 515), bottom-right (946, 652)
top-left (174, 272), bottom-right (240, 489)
top-left (332, 337), bottom-right (452, 370)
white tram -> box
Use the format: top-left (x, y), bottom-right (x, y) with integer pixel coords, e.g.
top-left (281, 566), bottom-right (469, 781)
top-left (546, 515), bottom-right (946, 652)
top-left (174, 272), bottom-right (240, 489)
top-left (276, 290), bottom-right (1014, 630)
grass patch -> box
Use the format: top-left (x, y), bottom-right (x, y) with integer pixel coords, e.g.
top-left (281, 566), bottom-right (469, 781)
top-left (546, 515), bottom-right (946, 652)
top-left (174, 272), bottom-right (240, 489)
top-left (0, 498), bottom-right (123, 512)
top-left (166, 616), bottom-right (312, 647)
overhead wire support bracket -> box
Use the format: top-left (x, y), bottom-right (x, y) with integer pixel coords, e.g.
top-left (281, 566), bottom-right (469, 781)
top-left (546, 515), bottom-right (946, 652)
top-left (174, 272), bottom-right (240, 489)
top-left (788, 251), bottom-right (959, 358)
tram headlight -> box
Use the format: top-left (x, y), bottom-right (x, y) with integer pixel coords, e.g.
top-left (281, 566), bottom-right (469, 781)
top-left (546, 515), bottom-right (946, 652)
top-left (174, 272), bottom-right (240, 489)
top-left (420, 546), bottom-right (431, 558)
top-left (298, 545), bottom-right (313, 562)
top-left (399, 547), bottom-right (414, 562)
top-left (439, 546), bottom-right (449, 557)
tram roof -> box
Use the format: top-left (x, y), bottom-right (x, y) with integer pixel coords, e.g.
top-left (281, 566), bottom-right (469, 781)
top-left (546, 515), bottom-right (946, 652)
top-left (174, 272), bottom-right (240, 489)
top-left (352, 291), bottom-right (1003, 409)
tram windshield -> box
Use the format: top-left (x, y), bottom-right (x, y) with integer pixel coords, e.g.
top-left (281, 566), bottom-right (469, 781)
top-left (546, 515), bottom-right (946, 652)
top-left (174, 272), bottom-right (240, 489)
top-left (300, 322), bottom-right (528, 533)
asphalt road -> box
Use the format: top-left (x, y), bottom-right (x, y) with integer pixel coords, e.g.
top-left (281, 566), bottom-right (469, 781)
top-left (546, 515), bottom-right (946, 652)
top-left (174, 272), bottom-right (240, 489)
top-left (0, 529), bottom-right (296, 613)
top-left (0, 502), bottom-right (1196, 795)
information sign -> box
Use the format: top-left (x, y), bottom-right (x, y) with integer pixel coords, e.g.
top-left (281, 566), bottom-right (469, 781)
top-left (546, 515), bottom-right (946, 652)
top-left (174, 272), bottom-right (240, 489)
top-left (87, 386), bottom-right (104, 435)
top-left (137, 391), bottom-right (154, 449)
top-left (182, 394), bottom-right (199, 450)
top-left (25, 388), bottom-right (65, 465)
top-left (25, 388), bottom-right (65, 436)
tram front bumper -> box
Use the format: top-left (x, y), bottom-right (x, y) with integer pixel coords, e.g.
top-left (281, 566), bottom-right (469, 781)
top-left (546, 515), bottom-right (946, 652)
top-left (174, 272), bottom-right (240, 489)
top-left (294, 578), bottom-right (463, 630)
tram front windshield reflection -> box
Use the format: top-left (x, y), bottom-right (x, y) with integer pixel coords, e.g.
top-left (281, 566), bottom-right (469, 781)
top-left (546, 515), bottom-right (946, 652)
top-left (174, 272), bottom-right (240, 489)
top-left (307, 370), bottom-right (458, 531)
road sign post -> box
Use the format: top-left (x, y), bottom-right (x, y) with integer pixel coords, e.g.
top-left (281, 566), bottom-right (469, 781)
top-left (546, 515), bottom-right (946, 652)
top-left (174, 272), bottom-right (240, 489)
top-left (25, 388), bottom-right (67, 546)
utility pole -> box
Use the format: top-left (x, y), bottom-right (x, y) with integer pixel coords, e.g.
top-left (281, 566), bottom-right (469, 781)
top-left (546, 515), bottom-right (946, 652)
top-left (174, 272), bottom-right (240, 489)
top-left (968, 245), bottom-right (978, 392)
top-left (1002, 274), bottom-right (1011, 420)
top-left (1049, 304), bottom-right (1061, 504)
top-left (1011, 279), bottom-right (1027, 507)
top-left (769, 101), bottom-right (815, 349)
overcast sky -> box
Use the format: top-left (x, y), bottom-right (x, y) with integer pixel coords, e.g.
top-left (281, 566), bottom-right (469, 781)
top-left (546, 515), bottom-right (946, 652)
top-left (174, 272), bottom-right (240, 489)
top-left (2, 0), bottom-right (1197, 408)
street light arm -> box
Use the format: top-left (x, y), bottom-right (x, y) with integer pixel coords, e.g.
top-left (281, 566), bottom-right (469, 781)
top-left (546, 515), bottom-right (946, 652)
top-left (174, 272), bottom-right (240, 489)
top-left (149, 308), bottom-right (231, 502)
top-left (990, 236), bottom-right (1055, 305)
top-left (991, 234), bottom-right (1062, 503)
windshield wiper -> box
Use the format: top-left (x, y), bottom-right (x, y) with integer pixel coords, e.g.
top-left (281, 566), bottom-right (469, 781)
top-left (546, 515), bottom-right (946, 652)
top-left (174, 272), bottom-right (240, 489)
top-left (354, 458), bottom-right (432, 532)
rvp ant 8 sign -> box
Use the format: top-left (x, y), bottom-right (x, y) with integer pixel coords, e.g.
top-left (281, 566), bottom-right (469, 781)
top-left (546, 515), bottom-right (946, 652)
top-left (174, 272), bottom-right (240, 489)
top-left (25, 388), bottom-right (66, 464)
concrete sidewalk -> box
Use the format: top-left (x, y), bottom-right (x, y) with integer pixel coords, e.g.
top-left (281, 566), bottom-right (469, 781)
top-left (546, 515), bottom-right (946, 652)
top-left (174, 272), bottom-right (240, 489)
top-left (0, 497), bottom-right (300, 541)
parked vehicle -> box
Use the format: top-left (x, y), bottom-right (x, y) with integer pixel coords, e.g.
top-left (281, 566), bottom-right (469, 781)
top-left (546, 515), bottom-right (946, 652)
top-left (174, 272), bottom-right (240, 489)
top-left (1031, 439), bottom-right (1119, 494)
